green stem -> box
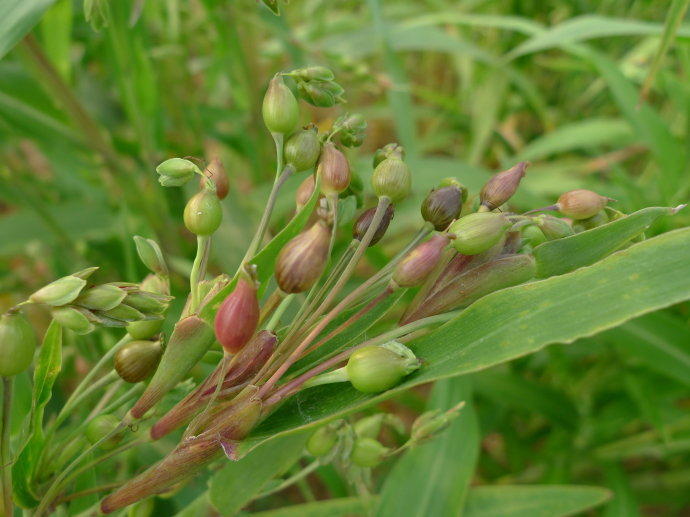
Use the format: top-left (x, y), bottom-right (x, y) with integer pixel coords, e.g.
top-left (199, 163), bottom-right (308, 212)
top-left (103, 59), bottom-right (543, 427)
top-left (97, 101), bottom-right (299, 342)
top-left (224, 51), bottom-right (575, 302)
top-left (53, 371), bottom-right (118, 431)
top-left (1, 377), bottom-right (14, 517)
top-left (302, 366), bottom-right (349, 388)
top-left (264, 294), bottom-right (295, 332)
top-left (190, 235), bottom-right (211, 313)
top-left (257, 460), bottom-right (323, 499)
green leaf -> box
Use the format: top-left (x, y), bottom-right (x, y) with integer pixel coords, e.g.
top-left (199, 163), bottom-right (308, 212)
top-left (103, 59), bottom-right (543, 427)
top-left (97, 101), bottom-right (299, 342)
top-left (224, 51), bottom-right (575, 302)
top-left (201, 175), bottom-right (321, 322)
top-left (0, 0), bottom-right (56, 60)
top-left (13, 320), bottom-right (63, 508)
top-left (208, 430), bottom-right (309, 516)
top-left (238, 228), bottom-right (690, 455)
top-left (533, 206), bottom-right (681, 278)
top-left (248, 497), bottom-right (371, 516)
top-left (463, 485), bottom-right (610, 517)
top-left (378, 377), bottom-right (479, 516)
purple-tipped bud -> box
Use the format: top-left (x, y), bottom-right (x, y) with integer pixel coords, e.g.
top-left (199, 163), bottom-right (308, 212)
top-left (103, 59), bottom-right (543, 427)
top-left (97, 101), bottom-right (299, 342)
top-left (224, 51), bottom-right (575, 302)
top-left (421, 185), bottom-right (463, 230)
top-left (200, 157), bottom-right (229, 200)
top-left (392, 234), bottom-right (449, 288)
top-left (317, 142), bottom-right (350, 196)
top-left (285, 126), bottom-right (322, 172)
top-left (214, 278), bottom-right (260, 354)
top-left (275, 220), bottom-right (331, 293)
top-left (262, 75), bottom-right (299, 134)
top-left (449, 212), bottom-right (510, 255)
top-left (352, 204), bottom-right (395, 246)
top-left (556, 189), bottom-right (610, 220)
top-left (480, 162), bottom-right (528, 210)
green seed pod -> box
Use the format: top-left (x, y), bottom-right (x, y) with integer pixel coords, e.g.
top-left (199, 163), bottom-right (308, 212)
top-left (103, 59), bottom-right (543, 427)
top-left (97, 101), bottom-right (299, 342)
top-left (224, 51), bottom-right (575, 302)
top-left (29, 275), bottom-right (87, 307)
top-left (579, 210), bottom-right (609, 230)
top-left (184, 189), bottom-right (223, 236)
top-left (354, 414), bottom-right (385, 439)
top-left (306, 423), bottom-right (340, 457)
top-left (114, 340), bottom-right (163, 383)
top-left (124, 292), bottom-right (170, 315)
top-left (317, 142), bottom-right (351, 196)
top-left (51, 306), bottom-right (95, 335)
top-left (392, 234), bottom-right (449, 288)
top-left (346, 342), bottom-right (420, 394)
top-left (297, 82), bottom-right (336, 107)
top-left (126, 319), bottom-right (163, 340)
top-left (535, 215), bottom-right (574, 240)
top-left (85, 414), bottom-right (123, 450)
top-left (521, 224), bottom-right (547, 247)
top-left (352, 204), bottom-right (395, 246)
top-left (480, 162), bottom-right (528, 210)
top-left (72, 266), bottom-right (99, 280)
top-left (133, 235), bottom-right (168, 276)
top-left (0, 313), bottom-right (36, 376)
top-left (200, 157), bottom-right (230, 200)
top-left (409, 404), bottom-right (463, 445)
top-left (294, 66), bottom-right (335, 82)
top-left (285, 126), bottom-right (322, 172)
top-left (371, 155), bottom-right (411, 202)
top-left (421, 185), bottom-right (463, 230)
top-left (156, 158), bottom-right (198, 187)
top-left (262, 74), bottom-right (299, 134)
top-left (275, 220), bottom-right (331, 293)
top-left (556, 189), bottom-right (610, 220)
top-left (351, 438), bottom-right (390, 468)
top-left (75, 284), bottom-right (126, 311)
top-left (373, 143), bottom-right (404, 168)
top-left (99, 304), bottom-right (146, 323)
top-left (295, 174), bottom-right (317, 210)
top-left (449, 212), bottom-right (510, 255)
top-left (131, 315), bottom-right (215, 419)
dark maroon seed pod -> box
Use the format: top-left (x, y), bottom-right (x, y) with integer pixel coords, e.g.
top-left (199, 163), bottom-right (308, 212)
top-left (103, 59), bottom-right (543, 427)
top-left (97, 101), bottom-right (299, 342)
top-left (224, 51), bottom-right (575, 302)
top-left (200, 157), bottom-right (230, 200)
top-left (392, 234), bottom-right (450, 288)
top-left (353, 204), bottom-right (395, 246)
top-left (214, 278), bottom-right (260, 354)
top-left (480, 162), bottom-right (528, 210)
top-left (275, 220), bottom-right (331, 293)
top-left (421, 185), bottom-right (463, 230)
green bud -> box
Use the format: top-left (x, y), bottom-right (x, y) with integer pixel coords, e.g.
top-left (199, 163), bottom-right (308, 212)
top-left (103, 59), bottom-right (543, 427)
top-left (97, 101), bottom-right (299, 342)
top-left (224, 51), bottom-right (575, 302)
top-left (75, 284), bottom-right (126, 311)
top-left (354, 414), bottom-right (385, 439)
top-left (346, 342), bottom-right (420, 394)
top-left (373, 143), bottom-right (404, 168)
top-left (51, 307), bottom-right (95, 335)
top-left (521, 224), bottom-right (547, 247)
top-left (72, 267), bottom-right (99, 279)
top-left (334, 113), bottom-right (366, 148)
top-left (133, 236), bottom-right (168, 276)
top-left (297, 82), bottom-right (335, 108)
top-left (124, 292), bottom-right (171, 315)
top-left (371, 155), bottom-right (411, 202)
top-left (184, 189), bottom-right (223, 236)
top-left (99, 304), bottom-right (146, 323)
top-left (127, 319), bottom-right (163, 340)
top-left (294, 66), bottom-right (335, 82)
top-left (351, 438), bottom-right (390, 467)
top-left (535, 215), bottom-right (574, 240)
top-left (0, 313), bottom-right (36, 376)
top-left (556, 189), bottom-right (610, 220)
top-left (262, 75), bottom-right (299, 134)
top-left (317, 142), bottom-right (351, 196)
top-left (29, 275), bottom-right (87, 307)
top-left (409, 402), bottom-right (463, 444)
top-left (449, 212), bottom-right (510, 255)
top-left (156, 158), bottom-right (199, 187)
top-left (306, 422), bottom-right (340, 457)
top-left (579, 210), bottom-right (609, 230)
top-left (421, 185), bottom-right (463, 231)
top-left (114, 340), bottom-right (163, 383)
top-left (284, 126), bottom-right (322, 172)
top-left (85, 414), bottom-right (124, 450)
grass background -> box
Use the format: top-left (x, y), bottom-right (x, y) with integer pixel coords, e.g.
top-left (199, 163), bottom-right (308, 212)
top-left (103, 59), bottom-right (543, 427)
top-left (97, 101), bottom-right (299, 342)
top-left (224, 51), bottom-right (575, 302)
top-left (1, 0), bottom-right (689, 515)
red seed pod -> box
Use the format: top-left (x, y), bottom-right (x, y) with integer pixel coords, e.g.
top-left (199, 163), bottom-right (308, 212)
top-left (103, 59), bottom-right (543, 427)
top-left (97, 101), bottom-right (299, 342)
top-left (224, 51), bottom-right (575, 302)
top-left (214, 277), bottom-right (260, 354)
top-left (352, 204), bottom-right (395, 246)
top-left (392, 234), bottom-right (450, 288)
top-left (317, 142), bottom-right (350, 196)
top-left (199, 157), bottom-right (230, 200)
top-left (275, 220), bottom-right (331, 293)
top-left (480, 162), bottom-right (528, 210)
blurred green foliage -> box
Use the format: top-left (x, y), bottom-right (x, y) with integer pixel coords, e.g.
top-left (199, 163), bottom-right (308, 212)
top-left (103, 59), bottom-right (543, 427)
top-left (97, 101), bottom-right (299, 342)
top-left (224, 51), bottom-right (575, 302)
top-left (1, 0), bottom-right (689, 515)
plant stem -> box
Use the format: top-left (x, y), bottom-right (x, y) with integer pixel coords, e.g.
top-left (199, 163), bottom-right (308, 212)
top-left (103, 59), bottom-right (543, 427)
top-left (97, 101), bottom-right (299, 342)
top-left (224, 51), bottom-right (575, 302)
top-left (55, 481), bottom-right (124, 505)
top-left (190, 235), bottom-right (211, 313)
top-left (256, 460), bottom-right (323, 499)
top-left (264, 311), bottom-right (458, 406)
top-left (259, 289), bottom-right (285, 326)
top-left (264, 294), bottom-right (295, 332)
top-left (53, 371), bottom-right (119, 430)
top-left (1, 377), bottom-right (14, 517)
top-left (302, 367), bottom-right (349, 388)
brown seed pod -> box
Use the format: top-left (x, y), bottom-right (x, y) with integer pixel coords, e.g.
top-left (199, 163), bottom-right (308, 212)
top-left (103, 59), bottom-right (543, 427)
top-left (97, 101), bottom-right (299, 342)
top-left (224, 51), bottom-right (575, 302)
top-left (114, 340), bottom-right (163, 383)
top-left (352, 204), bottom-right (395, 246)
top-left (199, 157), bottom-right (230, 200)
top-left (317, 142), bottom-right (350, 196)
top-left (392, 234), bottom-right (450, 288)
top-left (480, 162), bottom-right (528, 210)
top-left (556, 189), bottom-right (610, 220)
top-left (421, 185), bottom-right (463, 230)
top-left (275, 220), bottom-right (331, 293)
top-left (295, 174), bottom-right (317, 210)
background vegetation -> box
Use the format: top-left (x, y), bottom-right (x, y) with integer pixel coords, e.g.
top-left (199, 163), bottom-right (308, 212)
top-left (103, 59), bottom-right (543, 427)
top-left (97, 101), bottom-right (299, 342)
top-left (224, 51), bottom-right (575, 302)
top-left (1, 0), bottom-right (689, 515)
